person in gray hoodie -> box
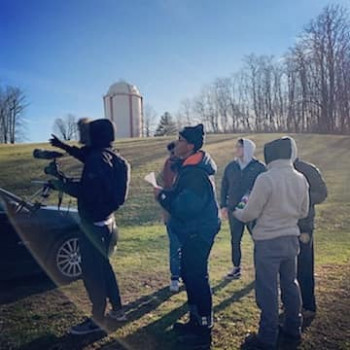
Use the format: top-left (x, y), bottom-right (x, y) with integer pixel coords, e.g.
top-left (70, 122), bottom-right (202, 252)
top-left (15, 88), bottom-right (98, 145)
top-left (220, 138), bottom-right (266, 279)
top-left (234, 137), bottom-right (309, 350)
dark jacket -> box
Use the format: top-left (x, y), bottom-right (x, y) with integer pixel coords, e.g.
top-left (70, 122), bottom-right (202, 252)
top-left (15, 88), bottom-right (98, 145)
top-left (158, 151), bottom-right (221, 244)
top-left (294, 159), bottom-right (327, 232)
top-left (64, 145), bottom-right (91, 163)
top-left (220, 159), bottom-right (266, 210)
top-left (62, 148), bottom-right (124, 222)
top-left (59, 119), bottom-right (129, 223)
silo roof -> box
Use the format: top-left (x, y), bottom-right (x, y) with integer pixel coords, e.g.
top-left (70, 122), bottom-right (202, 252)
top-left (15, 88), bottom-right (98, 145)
top-left (107, 81), bottom-right (141, 96)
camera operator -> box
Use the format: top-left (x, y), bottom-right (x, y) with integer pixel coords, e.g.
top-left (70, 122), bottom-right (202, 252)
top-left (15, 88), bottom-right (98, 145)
top-left (49, 119), bottom-right (130, 335)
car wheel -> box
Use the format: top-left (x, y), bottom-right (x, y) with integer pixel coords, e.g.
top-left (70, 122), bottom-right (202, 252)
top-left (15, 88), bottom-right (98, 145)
top-left (48, 235), bottom-right (82, 284)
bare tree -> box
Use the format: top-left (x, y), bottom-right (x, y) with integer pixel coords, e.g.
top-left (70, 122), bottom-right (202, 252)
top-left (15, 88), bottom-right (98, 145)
top-left (176, 98), bottom-right (196, 130)
top-left (296, 4), bottom-right (350, 133)
top-left (143, 104), bottom-right (157, 137)
top-left (0, 85), bottom-right (27, 144)
top-left (53, 114), bottom-right (78, 140)
top-left (174, 5), bottom-right (350, 135)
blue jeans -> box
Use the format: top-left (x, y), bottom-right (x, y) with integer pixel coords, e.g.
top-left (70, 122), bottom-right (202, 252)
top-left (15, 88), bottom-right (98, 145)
top-left (254, 236), bottom-right (302, 346)
top-left (167, 225), bottom-right (181, 280)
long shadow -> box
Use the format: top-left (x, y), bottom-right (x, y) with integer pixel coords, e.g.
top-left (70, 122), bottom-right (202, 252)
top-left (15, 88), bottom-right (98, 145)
top-left (0, 274), bottom-right (56, 305)
top-left (102, 279), bottom-right (252, 350)
top-left (16, 279), bottom-right (249, 350)
top-left (19, 332), bottom-right (110, 350)
top-left (214, 281), bottom-right (255, 313)
top-left (19, 285), bottom-right (175, 350)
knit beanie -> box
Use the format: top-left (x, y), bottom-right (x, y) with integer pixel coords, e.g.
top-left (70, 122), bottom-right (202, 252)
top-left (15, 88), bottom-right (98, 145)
top-left (179, 124), bottom-right (205, 152)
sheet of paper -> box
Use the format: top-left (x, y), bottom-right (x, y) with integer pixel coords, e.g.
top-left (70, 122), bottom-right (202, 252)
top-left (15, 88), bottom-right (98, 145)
top-left (144, 172), bottom-right (161, 189)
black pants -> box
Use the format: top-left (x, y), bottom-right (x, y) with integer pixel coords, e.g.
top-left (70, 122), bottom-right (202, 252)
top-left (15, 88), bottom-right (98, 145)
top-left (228, 215), bottom-right (252, 267)
top-left (80, 220), bottom-right (122, 321)
top-left (297, 231), bottom-right (316, 312)
top-left (181, 234), bottom-right (214, 327)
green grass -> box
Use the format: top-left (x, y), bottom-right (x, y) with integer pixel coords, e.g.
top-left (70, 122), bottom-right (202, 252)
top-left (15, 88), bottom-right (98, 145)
top-left (0, 134), bottom-right (349, 349)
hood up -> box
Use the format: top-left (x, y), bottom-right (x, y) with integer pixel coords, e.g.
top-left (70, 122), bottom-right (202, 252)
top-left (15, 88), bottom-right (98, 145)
top-left (283, 136), bottom-right (298, 162)
top-left (237, 138), bottom-right (256, 169)
top-left (264, 137), bottom-right (295, 165)
top-left (89, 119), bottom-right (116, 148)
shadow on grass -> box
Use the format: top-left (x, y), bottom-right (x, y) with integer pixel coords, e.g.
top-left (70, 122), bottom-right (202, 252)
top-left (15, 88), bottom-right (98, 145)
top-left (18, 286), bottom-right (175, 350)
top-left (214, 281), bottom-right (255, 314)
top-left (19, 332), bottom-right (109, 350)
top-left (102, 279), bottom-right (253, 350)
top-left (15, 279), bottom-right (254, 350)
top-left (0, 274), bottom-right (56, 306)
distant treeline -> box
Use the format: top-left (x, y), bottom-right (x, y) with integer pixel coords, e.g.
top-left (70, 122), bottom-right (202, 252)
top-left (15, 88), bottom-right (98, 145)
top-left (175, 5), bottom-right (350, 135)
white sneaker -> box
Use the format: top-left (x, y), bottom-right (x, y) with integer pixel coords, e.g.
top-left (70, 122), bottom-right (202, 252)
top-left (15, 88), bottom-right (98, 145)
top-left (225, 267), bottom-right (241, 280)
top-left (170, 279), bottom-right (180, 292)
top-left (106, 309), bottom-right (127, 322)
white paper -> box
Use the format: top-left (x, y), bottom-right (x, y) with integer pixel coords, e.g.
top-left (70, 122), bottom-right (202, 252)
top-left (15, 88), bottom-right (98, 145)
top-left (144, 172), bottom-right (161, 189)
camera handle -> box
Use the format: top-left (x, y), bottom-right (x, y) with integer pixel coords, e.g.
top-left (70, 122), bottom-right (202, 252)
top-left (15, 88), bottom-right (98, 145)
top-left (44, 159), bottom-right (66, 210)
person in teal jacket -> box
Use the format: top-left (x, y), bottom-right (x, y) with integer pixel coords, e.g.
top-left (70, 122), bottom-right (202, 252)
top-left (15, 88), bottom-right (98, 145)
top-left (156, 124), bottom-right (221, 349)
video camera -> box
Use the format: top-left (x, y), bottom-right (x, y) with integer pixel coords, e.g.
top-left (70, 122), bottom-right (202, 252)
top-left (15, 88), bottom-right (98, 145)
top-left (33, 149), bottom-right (65, 179)
top-left (32, 149), bottom-right (68, 209)
top-left (33, 149), bottom-right (64, 160)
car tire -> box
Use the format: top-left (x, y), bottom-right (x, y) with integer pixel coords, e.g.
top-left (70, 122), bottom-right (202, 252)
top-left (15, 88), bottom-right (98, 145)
top-left (47, 234), bottom-right (82, 284)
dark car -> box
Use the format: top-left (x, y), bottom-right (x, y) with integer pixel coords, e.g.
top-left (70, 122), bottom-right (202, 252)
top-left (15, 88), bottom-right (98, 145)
top-left (0, 187), bottom-right (82, 284)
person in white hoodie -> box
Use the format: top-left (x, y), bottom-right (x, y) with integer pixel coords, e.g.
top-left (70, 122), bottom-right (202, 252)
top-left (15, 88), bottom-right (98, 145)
top-left (220, 138), bottom-right (266, 279)
top-left (234, 137), bottom-right (309, 350)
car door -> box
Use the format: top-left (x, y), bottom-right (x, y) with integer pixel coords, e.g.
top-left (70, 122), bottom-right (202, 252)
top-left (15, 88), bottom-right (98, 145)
top-left (0, 203), bottom-right (40, 280)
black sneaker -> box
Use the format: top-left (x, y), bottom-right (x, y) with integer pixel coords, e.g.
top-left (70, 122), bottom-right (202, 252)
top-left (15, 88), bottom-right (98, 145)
top-left (178, 328), bottom-right (212, 349)
top-left (69, 318), bottom-right (104, 335)
top-left (279, 326), bottom-right (302, 343)
top-left (302, 308), bottom-right (316, 319)
top-left (173, 319), bottom-right (199, 335)
top-left (241, 333), bottom-right (276, 350)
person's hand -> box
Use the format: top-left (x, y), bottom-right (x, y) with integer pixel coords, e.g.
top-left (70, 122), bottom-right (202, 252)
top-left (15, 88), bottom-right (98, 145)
top-left (299, 232), bottom-right (311, 244)
top-left (153, 187), bottom-right (163, 199)
top-left (232, 208), bottom-right (241, 220)
top-left (221, 207), bottom-right (228, 220)
top-left (49, 134), bottom-right (66, 149)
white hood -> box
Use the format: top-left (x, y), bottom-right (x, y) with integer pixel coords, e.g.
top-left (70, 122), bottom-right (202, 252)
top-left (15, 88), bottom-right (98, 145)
top-left (282, 136), bottom-right (298, 162)
top-left (238, 138), bottom-right (256, 169)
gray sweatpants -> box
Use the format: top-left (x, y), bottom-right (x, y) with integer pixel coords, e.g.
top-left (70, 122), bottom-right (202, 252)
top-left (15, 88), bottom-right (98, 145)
top-left (254, 236), bottom-right (302, 346)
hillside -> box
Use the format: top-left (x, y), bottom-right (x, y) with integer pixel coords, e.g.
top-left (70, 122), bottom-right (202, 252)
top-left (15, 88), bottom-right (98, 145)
top-left (0, 134), bottom-right (349, 350)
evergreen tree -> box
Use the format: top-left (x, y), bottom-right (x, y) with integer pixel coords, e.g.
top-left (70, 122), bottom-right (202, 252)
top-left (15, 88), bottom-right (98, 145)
top-left (154, 112), bottom-right (177, 136)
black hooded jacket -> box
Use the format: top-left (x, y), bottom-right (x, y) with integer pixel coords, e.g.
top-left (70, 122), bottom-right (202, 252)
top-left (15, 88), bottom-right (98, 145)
top-left (294, 159), bottom-right (327, 232)
top-left (62, 120), bottom-right (129, 222)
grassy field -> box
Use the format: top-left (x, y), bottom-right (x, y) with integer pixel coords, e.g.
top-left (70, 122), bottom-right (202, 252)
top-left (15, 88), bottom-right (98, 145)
top-left (0, 134), bottom-right (349, 350)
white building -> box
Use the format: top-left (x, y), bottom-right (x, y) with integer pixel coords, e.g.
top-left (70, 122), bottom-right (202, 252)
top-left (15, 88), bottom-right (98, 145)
top-left (103, 81), bottom-right (143, 138)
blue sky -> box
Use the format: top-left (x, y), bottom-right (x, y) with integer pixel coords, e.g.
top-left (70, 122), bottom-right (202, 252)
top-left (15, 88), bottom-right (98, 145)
top-left (1, 0), bottom-right (348, 142)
